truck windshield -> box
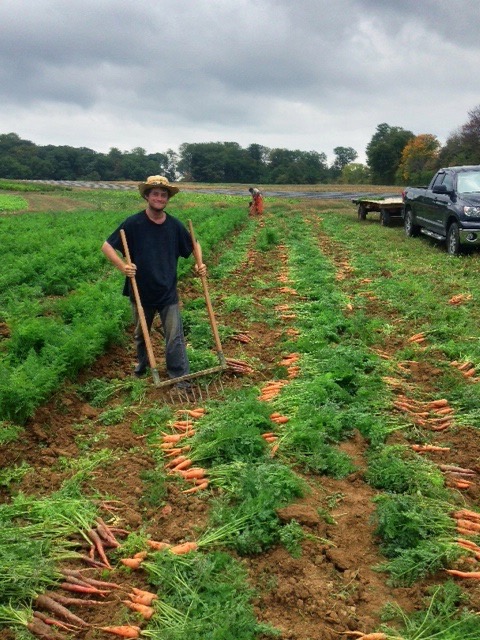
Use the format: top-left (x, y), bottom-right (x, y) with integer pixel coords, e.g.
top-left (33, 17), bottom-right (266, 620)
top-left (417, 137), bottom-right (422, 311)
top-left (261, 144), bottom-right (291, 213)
top-left (457, 171), bottom-right (480, 194)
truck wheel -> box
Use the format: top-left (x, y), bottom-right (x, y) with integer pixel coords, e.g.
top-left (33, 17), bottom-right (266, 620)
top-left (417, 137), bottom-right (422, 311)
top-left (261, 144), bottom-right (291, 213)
top-left (380, 209), bottom-right (391, 226)
top-left (358, 204), bottom-right (367, 220)
top-left (404, 209), bottom-right (419, 237)
top-left (447, 222), bottom-right (461, 256)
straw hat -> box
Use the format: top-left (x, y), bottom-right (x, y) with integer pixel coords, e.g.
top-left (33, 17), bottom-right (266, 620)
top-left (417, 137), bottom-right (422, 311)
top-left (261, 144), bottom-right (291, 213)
top-left (138, 175), bottom-right (180, 199)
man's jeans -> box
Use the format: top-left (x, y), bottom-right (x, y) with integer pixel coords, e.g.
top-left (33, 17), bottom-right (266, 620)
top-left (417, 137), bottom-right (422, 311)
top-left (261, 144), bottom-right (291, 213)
top-left (131, 302), bottom-right (189, 379)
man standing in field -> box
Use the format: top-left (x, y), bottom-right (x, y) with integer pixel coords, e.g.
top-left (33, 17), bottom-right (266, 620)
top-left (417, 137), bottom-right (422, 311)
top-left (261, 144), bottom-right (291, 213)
top-left (101, 175), bottom-right (206, 386)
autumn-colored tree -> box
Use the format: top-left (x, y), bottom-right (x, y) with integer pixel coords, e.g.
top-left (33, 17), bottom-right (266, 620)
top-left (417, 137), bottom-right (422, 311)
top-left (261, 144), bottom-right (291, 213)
top-left (396, 134), bottom-right (441, 185)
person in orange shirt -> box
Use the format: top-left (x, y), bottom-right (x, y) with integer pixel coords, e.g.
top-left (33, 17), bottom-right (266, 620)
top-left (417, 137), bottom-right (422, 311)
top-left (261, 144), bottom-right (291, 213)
top-left (248, 187), bottom-right (264, 215)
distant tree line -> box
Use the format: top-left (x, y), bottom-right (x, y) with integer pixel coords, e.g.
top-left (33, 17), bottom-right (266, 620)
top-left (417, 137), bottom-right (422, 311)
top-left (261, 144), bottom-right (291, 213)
top-left (1, 105), bottom-right (480, 185)
top-left (0, 133), bottom-right (361, 184)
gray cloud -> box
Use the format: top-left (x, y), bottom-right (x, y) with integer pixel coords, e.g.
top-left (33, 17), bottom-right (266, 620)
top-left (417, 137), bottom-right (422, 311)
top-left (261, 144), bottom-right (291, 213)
top-left (1, 0), bottom-right (479, 163)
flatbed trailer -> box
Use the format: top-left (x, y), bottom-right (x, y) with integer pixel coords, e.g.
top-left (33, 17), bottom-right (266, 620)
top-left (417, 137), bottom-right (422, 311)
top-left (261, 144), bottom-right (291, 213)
top-left (352, 196), bottom-right (403, 226)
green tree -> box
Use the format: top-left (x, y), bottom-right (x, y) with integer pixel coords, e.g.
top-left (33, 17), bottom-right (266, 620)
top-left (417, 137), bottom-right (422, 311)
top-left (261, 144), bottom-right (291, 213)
top-left (366, 123), bottom-right (414, 184)
top-left (331, 146), bottom-right (358, 180)
top-left (340, 163), bottom-right (370, 184)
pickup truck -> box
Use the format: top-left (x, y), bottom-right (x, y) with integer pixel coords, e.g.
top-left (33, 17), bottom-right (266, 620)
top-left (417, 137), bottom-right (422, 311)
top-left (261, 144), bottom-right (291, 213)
top-left (402, 165), bottom-right (480, 255)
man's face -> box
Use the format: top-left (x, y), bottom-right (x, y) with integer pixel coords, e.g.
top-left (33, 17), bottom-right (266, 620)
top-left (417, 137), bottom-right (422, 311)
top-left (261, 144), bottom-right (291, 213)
top-left (146, 187), bottom-right (169, 211)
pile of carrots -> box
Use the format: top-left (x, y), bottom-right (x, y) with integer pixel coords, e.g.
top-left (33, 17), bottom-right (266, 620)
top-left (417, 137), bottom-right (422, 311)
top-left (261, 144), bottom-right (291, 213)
top-left (159, 408), bottom-right (210, 495)
top-left (407, 331), bottom-right (427, 345)
top-left (439, 464), bottom-right (476, 491)
top-left (450, 360), bottom-right (477, 382)
top-left (392, 396), bottom-right (455, 432)
top-left (258, 380), bottom-right (286, 402)
top-left (279, 352), bottom-right (301, 379)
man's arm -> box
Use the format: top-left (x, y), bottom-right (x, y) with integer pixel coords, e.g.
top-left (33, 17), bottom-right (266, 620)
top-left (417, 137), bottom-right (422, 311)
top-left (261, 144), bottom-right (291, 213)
top-left (101, 241), bottom-right (136, 277)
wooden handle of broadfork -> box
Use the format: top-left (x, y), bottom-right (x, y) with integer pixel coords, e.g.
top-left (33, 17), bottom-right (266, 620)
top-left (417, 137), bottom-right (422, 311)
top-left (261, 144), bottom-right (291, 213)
top-left (120, 229), bottom-right (160, 385)
top-left (188, 220), bottom-right (226, 366)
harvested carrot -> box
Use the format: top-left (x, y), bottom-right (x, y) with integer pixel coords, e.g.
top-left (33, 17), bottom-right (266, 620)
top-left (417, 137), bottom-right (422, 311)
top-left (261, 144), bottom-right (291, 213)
top-left (61, 569), bottom-right (122, 591)
top-left (410, 444), bottom-right (450, 453)
top-left (338, 632), bottom-right (387, 639)
top-left (270, 443), bottom-right (280, 457)
top-left (264, 436), bottom-right (278, 443)
top-left (271, 415), bottom-right (289, 424)
top-left (463, 367), bottom-right (476, 377)
top-left (35, 594), bottom-right (89, 627)
top-left (166, 455), bottom-right (187, 468)
top-left (131, 587), bottom-right (158, 601)
top-left (28, 616), bottom-right (66, 639)
top-left (269, 412), bottom-right (281, 419)
top-left (47, 592), bottom-right (111, 607)
top-left (33, 609), bottom-right (76, 632)
top-left (262, 432), bottom-right (276, 438)
top-left (100, 625), bottom-right (141, 638)
top-left (161, 433), bottom-right (186, 443)
top-left (128, 594), bottom-right (157, 607)
top-left (171, 459), bottom-right (193, 473)
top-left (147, 539), bottom-right (172, 551)
top-left (183, 481), bottom-right (209, 494)
top-left (181, 467), bottom-right (206, 480)
top-left (169, 541), bottom-right (199, 554)
top-left (455, 518), bottom-right (480, 532)
top-left (454, 509), bottom-right (480, 521)
top-left (87, 527), bottom-right (112, 569)
top-left (428, 399), bottom-right (449, 408)
top-left (455, 481), bottom-right (472, 489)
top-left (445, 569), bottom-right (480, 579)
top-left (164, 447), bottom-right (184, 457)
top-left (59, 582), bottom-right (109, 596)
top-left (122, 600), bottom-right (154, 619)
top-left (120, 557), bottom-right (144, 570)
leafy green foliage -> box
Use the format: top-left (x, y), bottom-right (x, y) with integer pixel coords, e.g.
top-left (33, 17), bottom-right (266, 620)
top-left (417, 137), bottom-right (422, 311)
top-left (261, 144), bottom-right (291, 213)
top-left (366, 445), bottom-right (449, 499)
top-left (381, 582), bottom-right (480, 638)
top-left (373, 494), bottom-right (454, 557)
top-left (144, 551), bottom-right (279, 639)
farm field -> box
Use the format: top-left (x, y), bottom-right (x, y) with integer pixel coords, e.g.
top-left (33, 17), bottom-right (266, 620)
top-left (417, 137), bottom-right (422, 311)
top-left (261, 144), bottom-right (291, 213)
top-left (1, 183), bottom-right (480, 640)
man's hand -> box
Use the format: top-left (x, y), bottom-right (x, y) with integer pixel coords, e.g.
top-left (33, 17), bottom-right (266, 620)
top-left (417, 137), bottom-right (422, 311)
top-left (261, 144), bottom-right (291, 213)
top-left (195, 263), bottom-right (207, 277)
top-left (123, 262), bottom-right (137, 278)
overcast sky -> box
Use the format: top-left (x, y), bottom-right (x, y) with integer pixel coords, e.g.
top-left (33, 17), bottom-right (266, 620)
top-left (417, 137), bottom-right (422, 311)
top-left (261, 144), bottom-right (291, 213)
top-left (1, 0), bottom-right (479, 164)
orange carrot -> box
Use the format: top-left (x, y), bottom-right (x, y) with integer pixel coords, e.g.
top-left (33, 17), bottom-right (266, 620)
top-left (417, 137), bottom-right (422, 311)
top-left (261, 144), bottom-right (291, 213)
top-left (453, 509), bottom-right (480, 521)
top-left (428, 399), bottom-right (449, 408)
top-left (129, 592), bottom-right (157, 606)
top-left (179, 467), bottom-right (206, 479)
top-left (269, 412), bottom-right (281, 419)
top-left (147, 539), bottom-right (172, 551)
top-left (457, 361), bottom-right (473, 371)
top-left (120, 557), bottom-right (144, 570)
top-left (433, 406), bottom-right (454, 415)
top-left (131, 587), bottom-right (158, 601)
top-left (271, 416), bottom-right (289, 424)
top-left (171, 459), bottom-right (193, 472)
top-left (456, 537), bottom-right (480, 549)
top-left (169, 541), bottom-right (199, 554)
top-left (455, 518), bottom-right (480, 532)
top-left (445, 569), bottom-right (480, 579)
top-left (166, 455), bottom-right (187, 468)
top-left (264, 436), bottom-right (278, 443)
top-left (164, 447), bottom-right (184, 457)
top-left (122, 600), bottom-right (154, 619)
top-left (463, 368), bottom-right (476, 377)
top-left (161, 433), bottom-right (186, 443)
top-left (100, 626), bottom-right (141, 638)
top-left (410, 444), bottom-right (450, 452)
top-left (182, 481), bottom-right (209, 494)
top-left (261, 432), bottom-right (276, 438)
top-left (270, 443), bottom-right (280, 457)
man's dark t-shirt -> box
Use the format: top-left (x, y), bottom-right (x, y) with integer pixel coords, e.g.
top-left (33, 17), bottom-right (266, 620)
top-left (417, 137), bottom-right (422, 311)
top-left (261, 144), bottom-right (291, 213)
top-left (106, 210), bottom-right (193, 308)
